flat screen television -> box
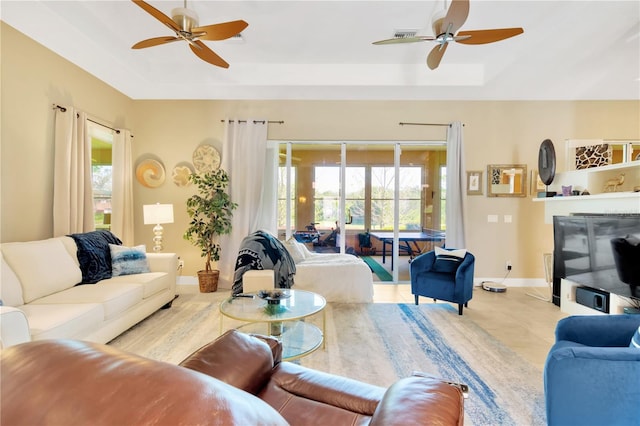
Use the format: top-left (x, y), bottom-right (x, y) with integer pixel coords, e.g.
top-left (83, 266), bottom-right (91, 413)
top-left (552, 213), bottom-right (640, 305)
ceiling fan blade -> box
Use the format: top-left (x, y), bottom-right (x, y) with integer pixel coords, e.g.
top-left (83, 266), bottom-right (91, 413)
top-left (132, 36), bottom-right (180, 49)
top-left (373, 36), bottom-right (435, 45)
top-left (455, 28), bottom-right (524, 45)
top-left (442, 0), bottom-right (470, 35)
top-left (427, 44), bottom-right (448, 70)
top-left (131, 0), bottom-right (180, 33)
top-left (193, 20), bottom-right (249, 41)
top-left (189, 40), bottom-right (229, 68)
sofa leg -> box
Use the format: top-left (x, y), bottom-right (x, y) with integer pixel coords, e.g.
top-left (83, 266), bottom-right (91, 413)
top-left (414, 295), bottom-right (419, 305)
top-left (161, 294), bottom-right (179, 309)
top-left (458, 304), bottom-right (463, 315)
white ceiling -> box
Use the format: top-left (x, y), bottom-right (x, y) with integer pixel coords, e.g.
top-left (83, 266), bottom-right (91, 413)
top-left (2, 0), bottom-right (639, 101)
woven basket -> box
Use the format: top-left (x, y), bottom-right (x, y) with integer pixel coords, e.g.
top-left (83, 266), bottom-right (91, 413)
top-left (197, 270), bottom-right (219, 293)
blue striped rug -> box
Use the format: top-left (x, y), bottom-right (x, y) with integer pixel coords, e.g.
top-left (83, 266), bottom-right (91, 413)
top-left (300, 303), bottom-right (546, 426)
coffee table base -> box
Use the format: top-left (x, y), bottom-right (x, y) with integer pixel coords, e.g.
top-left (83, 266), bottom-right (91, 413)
top-left (236, 321), bottom-right (323, 361)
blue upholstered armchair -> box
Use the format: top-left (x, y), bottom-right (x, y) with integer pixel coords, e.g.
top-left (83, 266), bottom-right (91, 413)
top-left (409, 249), bottom-right (475, 315)
top-left (544, 315), bottom-right (640, 426)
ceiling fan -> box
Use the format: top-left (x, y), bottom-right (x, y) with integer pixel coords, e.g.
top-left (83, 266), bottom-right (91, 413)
top-left (372, 0), bottom-right (523, 70)
top-left (131, 0), bottom-right (248, 69)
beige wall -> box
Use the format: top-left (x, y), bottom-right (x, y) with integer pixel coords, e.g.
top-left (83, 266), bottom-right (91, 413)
top-left (3, 22), bottom-right (639, 282)
top-left (1, 23), bottom-right (134, 242)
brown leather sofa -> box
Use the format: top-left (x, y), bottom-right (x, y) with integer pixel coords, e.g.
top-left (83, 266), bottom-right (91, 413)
top-left (1, 329), bottom-right (464, 425)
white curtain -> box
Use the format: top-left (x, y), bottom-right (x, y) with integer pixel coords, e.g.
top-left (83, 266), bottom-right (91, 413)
top-left (111, 129), bottom-right (134, 245)
top-left (445, 121), bottom-right (467, 248)
top-left (53, 106), bottom-right (94, 236)
top-left (218, 119), bottom-right (269, 288)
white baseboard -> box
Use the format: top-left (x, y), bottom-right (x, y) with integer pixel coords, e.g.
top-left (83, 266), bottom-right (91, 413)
top-left (474, 278), bottom-right (548, 288)
top-left (178, 276), bottom-right (198, 285)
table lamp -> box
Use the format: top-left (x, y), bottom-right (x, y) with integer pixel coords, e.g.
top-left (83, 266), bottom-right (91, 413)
top-left (143, 203), bottom-right (174, 252)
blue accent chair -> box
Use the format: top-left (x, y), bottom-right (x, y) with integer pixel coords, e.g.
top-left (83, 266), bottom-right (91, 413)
top-left (544, 315), bottom-right (640, 426)
top-left (409, 249), bottom-right (475, 315)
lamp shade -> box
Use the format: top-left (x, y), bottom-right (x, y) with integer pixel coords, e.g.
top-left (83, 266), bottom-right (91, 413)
top-left (143, 204), bottom-right (174, 225)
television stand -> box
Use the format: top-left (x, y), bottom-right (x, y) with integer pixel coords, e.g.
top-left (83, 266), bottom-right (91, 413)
top-left (560, 279), bottom-right (635, 315)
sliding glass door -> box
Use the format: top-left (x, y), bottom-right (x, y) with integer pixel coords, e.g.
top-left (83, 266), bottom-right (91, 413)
top-left (277, 141), bottom-right (445, 283)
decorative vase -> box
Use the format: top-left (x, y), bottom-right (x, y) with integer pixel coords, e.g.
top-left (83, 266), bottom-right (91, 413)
top-left (197, 270), bottom-right (219, 293)
top-left (270, 321), bottom-right (283, 336)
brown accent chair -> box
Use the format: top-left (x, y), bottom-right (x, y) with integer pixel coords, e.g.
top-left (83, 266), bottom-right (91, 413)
top-left (1, 330), bottom-right (464, 425)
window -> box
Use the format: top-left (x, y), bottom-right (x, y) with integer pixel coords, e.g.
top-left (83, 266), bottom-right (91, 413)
top-left (312, 166), bottom-right (365, 230)
top-left (312, 165), bottom-right (421, 231)
top-left (440, 165), bottom-right (447, 230)
top-left (313, 166), bottom-right (339, 229)
top-left (89, 123), bottom-right (113, 230)
top-left (371, 166), bottom-right (421, 230)
top-left (277, 166), bottom-right (296, 231)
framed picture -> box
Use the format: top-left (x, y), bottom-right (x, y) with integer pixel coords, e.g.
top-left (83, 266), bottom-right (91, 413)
top-left (531, 170), bottom-right (546, 195)
top-left (466, 171), bottom-right (483, 195)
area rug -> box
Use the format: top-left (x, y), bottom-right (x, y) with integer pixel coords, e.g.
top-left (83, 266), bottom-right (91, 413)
top-left (109, 291), bottom-right (545, 426)
top-left (360, 256), bottom-right (393, 281)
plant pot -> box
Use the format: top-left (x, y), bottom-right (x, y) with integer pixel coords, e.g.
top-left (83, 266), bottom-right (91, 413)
top-left (197, 269), bottom-right (219, 293)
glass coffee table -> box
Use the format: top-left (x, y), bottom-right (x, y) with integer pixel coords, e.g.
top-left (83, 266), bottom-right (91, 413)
top-left (219, 289), bottom-right (326, 361)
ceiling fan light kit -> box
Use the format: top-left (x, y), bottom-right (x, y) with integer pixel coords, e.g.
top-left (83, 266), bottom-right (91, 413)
top-left (131, 0), bottom-right (248, 69)
top-left (373, 0), bottom-right (524, 70)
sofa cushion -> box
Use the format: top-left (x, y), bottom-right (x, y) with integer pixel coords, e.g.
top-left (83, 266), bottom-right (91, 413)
top-left (110, 244), bottom-right (150, 276)
top-left (19, 303), bottom-right (104, 340)
top-left (31, 283), bottom-right (143, 320)
top-left (630, 325), bottom-right (640, 349)
top-left (68, 230), bottom-right (122, 284)
top-left (1, 238), bottom-right (81, 303)
top-left (0, 253), bottom-right (24, 306)
top-left (283, 238), bottom-right (306, 264)
top-left (102, 272), bottom-right (168, 299)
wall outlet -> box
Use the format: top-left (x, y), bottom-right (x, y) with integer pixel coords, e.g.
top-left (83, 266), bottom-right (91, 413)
top-left (178, 259), bottom-right (184, 269)
top-left (506, 260), bottom-right (512, 271)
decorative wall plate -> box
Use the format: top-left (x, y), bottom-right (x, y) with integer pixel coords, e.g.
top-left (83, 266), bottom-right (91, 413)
top-left (192, 144), bottom-right (220, 173)
top-left (135, 159), bottom-right (166, 188)
top-left (172, 163), bottom-right (194, 187)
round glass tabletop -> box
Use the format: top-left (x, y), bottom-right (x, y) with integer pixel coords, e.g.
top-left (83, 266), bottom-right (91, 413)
top-left (220, 289), bottom-right (326, 323)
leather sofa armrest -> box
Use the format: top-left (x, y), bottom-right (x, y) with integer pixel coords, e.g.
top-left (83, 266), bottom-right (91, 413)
top-left (268, 362), bottom-right (386, 416)
top-left (0, 306), bottom-right (31, 349)
top-left (370, 375), bottom-right (464, 426)
top-left (179, 330), bottom-right (279, 395)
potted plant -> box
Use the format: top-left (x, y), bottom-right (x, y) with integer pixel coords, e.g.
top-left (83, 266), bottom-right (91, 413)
top-left (183, 169), bottom-right (237, 292)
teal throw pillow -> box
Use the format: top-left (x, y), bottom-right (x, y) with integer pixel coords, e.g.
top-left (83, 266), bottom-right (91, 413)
top-left (110, 244), bottom-right (150, 277)
top-left (432, 247), bottom-right (467, 274)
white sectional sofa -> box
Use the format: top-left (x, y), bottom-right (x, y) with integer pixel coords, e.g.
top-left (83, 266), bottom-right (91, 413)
top-left (0, 234), bottom-right (177, 348)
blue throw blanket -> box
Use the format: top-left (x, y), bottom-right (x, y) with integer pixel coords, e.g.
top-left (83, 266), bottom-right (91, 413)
top-left (232, 230), bottom-right (296, 295)
top-left (68, 230), bottom-right (122, 284)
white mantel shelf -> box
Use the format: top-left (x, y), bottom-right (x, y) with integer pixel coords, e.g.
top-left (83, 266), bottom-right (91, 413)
top-left (532, 161), bottom-right (640, 223)
top-left (532, 191), bottom-right (640, 202)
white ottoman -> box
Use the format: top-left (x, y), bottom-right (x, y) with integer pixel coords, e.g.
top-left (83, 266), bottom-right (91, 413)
top-left (242, 270), bottom-right (275, 293)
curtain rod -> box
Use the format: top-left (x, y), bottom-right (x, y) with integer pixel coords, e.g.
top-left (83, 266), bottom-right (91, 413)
top-left (221, 119), bottom-right (284, 124)
top-left (53, 104), bottom-right (133, 137)
top-left (398, 122), bottom-right (465, 127)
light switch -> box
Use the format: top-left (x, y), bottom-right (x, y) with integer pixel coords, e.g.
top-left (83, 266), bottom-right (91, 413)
top-left (504, 215), bottom-right (513, 223)
top-left (488, 215), bottom-right (499, 223)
